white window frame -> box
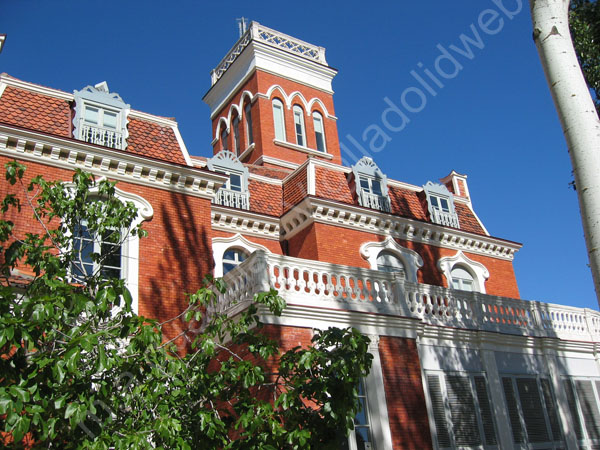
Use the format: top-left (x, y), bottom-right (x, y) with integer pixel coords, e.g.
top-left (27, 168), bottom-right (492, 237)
top-left (351, 157), bottom-right (391, 213)
top-left (500, 374), bottom-right (565, 449)
top-left (360, 236), bottom-right (423, 283)
top-left (65, 182), bottom-right (153, 315)
top-left (206, 150), bottom-right (250, 210)
top-left (425, 370), bottom-right (499, 450)
top-left (312, 111), bottom-right (326, 152)
top-left (563, 376), bottom-right (600, 448)
top-left (244, 103), bottom-right (254, 146)
top-left (272, 98), bottom-right (286, 141)
top-left (71, 221), bottom-right (123, 281)
top-left (437, 251), bottom-right (489, 294)
top-left (450, 266), bottom-right (475, 292)
top-left (212, 234), bottom-right (270, 278)
top-left (293, 105), bottom-right (306, 147)
top-left (423, 182), bottom-right (460, 228)
top-left (73, 82), bottom-right (130, 150)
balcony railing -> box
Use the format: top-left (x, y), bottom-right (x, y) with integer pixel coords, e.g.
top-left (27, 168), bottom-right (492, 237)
top-left (215, 251), bottom-right (600, 342)
top-left (79, 123), bottom-right (124, 150)
top-left (214, 188), bottom-right (249, 210)
top-left (430, 208), bottom-right (460, 228)
top-left (359, 191), bottom-right (391, 213)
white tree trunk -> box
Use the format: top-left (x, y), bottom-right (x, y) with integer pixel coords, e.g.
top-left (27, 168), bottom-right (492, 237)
top-left (530, 0), bottom-right (600, 307)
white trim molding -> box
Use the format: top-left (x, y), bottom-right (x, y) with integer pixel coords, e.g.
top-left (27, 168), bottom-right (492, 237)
top-left (274, 139), bottom-right (333, 159)
top-left (211, 205), bottom-right (280, 240)
top-left (360, 236), bottom-right (423, 283)
top-left (212, 233), bottom-right (271, 277)
top-left (437, 250), bottom-right (490, 294)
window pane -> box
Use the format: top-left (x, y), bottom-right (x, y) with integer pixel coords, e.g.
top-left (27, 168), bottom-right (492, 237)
top-left (229, 173), bottom-right (242, 192)
top-left (233, 117), bottom-right (240, 155)
top-left (474, 376), bottom-right (497, 445)
top-left (84, 106), bottom-right (99, 125)
top-left (272, 100), bottom-right (285, 141)
top-left (103, 111), bottom-right (117, 129)
top-left (516, 378), bottom-right (550, 443)
top-left (371, 180), bottom-right (382, 196)
top-left (427, 375), bottom-right (452, 447)
top-left (446, 375), bottom-right (481, 446)
top-left (313, 112), bottom-right (326, 152)
top-left (245, 104), bottom-right (254, 145)
top-left (502, 377), bottom-right (526, 444)
top-left (293, 106), bottom-right (305, 146)
top-left (430, 196), bottom-right (439, 208)
top-left (359, 177), bottom-right (370, 191)
top-left (440, 198), bottom-right (450, 212)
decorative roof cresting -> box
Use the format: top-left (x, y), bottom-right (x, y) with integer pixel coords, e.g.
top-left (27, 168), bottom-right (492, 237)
top-left (210, 22), bottom-right (327, 86)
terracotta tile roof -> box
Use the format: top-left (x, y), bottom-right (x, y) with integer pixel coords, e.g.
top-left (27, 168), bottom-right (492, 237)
top-left (315, 167), bottom-right (354, 204)
top-left (388, 186), bottom-right (428, 221)
top-left (126, 118), bottom-right (187, 165)
top-left (248, 179), bottom-right (282, 216)
top-left (247, 164), bottom-right (292, 180)
top-left (0, 85), bottom-right (72, 137)
top-left (283, 166), bottom-right (308, 213)
top-left (454, 202), bottom-right (486, 234)
top-left (0, 80), bottom-right (188, 165)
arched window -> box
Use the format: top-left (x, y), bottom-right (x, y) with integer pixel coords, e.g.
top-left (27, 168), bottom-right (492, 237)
top-left (272, 99), bottom-right (286, 141)
top-left (232, 115), bottom-right (241, 155)
top-left (293, 105), bottom-right (306, 146)
top-left (244, 103), bottom-right (254, 146)
top-left (312, 111), bottom-right (326, 152)
top-left (376, 251), bottom-right (406, 279)
top-left (222, 248), bottom-right (249, 274)
top-left (450, 266), bottom-right (474, 292)
top-left (220, 126), bottom-right (229, 151)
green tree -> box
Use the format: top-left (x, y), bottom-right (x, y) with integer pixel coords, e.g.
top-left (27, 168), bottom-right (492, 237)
top-left (0, 161), bottom-right (372, 449)
top-left (570, 0), bottom-right (600, 114)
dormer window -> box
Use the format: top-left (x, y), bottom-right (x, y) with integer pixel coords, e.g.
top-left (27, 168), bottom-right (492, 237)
top-left (207, 150), bottom-right (250, 210)
top-left (73, 82), bottom-right (129, 150)
top-left (423, 181), bottom-right (460, 228)
top-left (352, 157), bottom-right (391, 213)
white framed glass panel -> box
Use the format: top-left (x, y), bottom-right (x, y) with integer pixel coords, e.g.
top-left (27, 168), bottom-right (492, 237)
top-left (84, 106), bottom-right (99, 125)
top-left (233, 116), bottom-right (240, 155)
top-left (222, 248), bottom-right (248, 274)
top-left (376, 251), bottom-right (406, 279)
top-left (293, 105), bottom-right (306, 146)
top-left (451, 266), bottom-right (474, 292)
top-left (229, 173), bottom-right (242, 192)
top-left (272, 99), bottom-right (286, 141)
top-left (244, 103), bottom-right (254, 145)
top-left (71, 223), bottom-right (122, 280)
top-left (103, 110), bottom-right (117, 129)
top-left (312, 111), bottom-right (326, 152)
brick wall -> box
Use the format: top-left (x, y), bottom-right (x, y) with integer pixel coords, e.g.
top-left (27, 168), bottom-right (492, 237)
top-left (379, 336), bottom-right (433, 450)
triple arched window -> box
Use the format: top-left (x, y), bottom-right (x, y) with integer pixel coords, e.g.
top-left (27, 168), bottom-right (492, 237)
top-left (271, 98), bottom-right (327, 152)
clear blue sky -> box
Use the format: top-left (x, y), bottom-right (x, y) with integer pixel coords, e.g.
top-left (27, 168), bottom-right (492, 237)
top-left (2, 0), bottom-right (596, 309)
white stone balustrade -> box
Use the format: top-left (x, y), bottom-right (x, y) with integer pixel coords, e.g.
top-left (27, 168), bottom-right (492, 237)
top-left (216, 251), bottom-right (600, 342)
top-left (80, 123), bottom-right (124, 149)
top-left (360, 191), bottom-right (391, 213)
top-left (214, 188), bottom-right (249, 210)
top-left (430, 208), bottom-right (460, 228)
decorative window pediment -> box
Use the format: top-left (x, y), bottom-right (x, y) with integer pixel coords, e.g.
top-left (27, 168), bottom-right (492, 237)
top-left (73, 82), bottom-right (130, 150)
top-left (360, 236), bottom-right (423, 283)
top-left (352, 157), bottom-right (391, 213)
top-left (212, 233), bottom-right (270, 277)
top-left (207, 150), bottom-right (250, 210)
top-left (437, 251), bottom-right (489, 294)
top-left (423, 181), bottom-right (460, 228)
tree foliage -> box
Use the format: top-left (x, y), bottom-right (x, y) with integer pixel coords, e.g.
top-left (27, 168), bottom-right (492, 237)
top-left (570, 0), bottom-right (600, 114)
top-left (0, 161), bottom-right (372, 449)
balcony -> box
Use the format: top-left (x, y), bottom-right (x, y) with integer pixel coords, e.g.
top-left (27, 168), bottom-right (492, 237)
top-left (215, 251), bottom-right (600, 342)
top-left (359, 191), bottom-right (391, 213)
top-left (80, 123), bottom-right (124, 150)
top-left (214, 188), bottom-right (249, 210)
top-left (430, 208), bottom-right (460, 228)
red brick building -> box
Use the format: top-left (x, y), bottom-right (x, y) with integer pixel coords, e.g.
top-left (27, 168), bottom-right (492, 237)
top-left (2, 22), bottom-right (600, 449)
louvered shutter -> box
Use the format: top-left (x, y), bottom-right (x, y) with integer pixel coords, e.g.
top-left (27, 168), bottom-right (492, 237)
top-left (575, 380), bottom-right (600, 441)
top-left (427, 375), bottom-right (452, 448)
top-left (503, 377), bottom-right (526, 443)
top-left (474, 376), bottom-right (497, 445)
top-left (446, 375), bottom-right (481, 446)
top-left (540, 378), bottom-right (562, 441)
top-left (564, 379), bottom-right (584, 440)
top-left (516, 377), bottom-right (550, 443)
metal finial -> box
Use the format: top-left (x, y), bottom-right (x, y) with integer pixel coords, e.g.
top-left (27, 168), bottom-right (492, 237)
top-left (236, 18), bottom-right (248, 37)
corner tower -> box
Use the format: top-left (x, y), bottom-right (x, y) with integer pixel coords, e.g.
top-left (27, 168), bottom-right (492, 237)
top-left (203, 22), bottom-right (341, 167)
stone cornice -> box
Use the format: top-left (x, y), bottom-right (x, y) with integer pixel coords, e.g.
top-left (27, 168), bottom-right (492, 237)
top-left (211, 205), bottom-right (280, 239)
top-left (280, 197), bottom-right (522, 260)
top-left (0, 124), bottom-right (226, 200)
